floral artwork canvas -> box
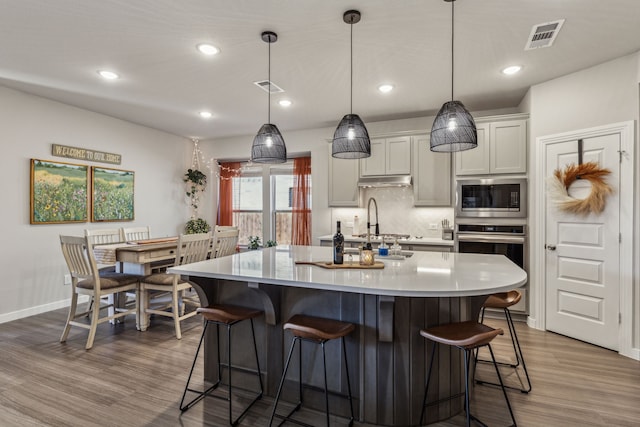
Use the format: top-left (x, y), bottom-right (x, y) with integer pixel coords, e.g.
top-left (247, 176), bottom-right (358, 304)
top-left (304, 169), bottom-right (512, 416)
top-left (91, 166), bottom-right (134, 222)
top-left (30, 159), bottom-right (89, 224)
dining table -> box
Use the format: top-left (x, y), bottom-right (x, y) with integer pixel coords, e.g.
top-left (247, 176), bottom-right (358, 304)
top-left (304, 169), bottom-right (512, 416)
top-left (168, 245), bottom-right (527, 426)
top-left (93, 236), bottom-right (180, 275)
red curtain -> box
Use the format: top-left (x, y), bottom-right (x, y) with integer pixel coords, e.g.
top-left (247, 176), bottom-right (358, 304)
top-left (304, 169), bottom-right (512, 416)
top-left (217, 162), bottom-right (241, 226)
top-left (291, 157), bottom-right (311, 245)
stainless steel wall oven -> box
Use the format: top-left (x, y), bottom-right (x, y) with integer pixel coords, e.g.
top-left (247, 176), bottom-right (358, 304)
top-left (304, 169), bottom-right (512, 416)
top-left (456, 223), bottom-right (528, 313)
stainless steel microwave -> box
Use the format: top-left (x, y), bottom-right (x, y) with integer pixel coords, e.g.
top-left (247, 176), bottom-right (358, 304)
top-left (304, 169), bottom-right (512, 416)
top-left (455, 178), bottom-right (527, 218)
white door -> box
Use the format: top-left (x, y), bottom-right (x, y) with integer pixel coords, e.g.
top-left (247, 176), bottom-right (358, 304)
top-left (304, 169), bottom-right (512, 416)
top-left (545, 134), bottom-right (620, 350)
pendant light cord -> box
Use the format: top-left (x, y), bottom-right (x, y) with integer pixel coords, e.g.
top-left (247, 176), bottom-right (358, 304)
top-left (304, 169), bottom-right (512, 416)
top-left (350, 16), bottom-right (354, 114)
top-left (451, 0), bottom-right (455, 101)
top-left (268, 37), bottom-right (271, 124)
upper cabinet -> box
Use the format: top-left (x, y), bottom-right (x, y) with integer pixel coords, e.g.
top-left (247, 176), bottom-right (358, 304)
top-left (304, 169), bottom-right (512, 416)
top-left (328, 146), bottom-right (360, 207)
top-left (413, 134), bottom-right (452, 206)
top-left (360, 136), bottom-right (411, 176)
top-left (455, 115), bottom-right (528, 176)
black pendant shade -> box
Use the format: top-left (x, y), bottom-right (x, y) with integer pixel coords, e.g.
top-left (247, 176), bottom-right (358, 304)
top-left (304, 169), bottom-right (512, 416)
top-left (251, 31), bottom-right (287, 164)
top-left (251, 123), bottom-right (287, 163)
top-left (332, 10), bottom-right (371, 159)
top-left (430, 101), bottom-right (477, 152)
top-left (430, 0), bottom-right (477, 153)
top-left (332, 114), bottom-right (371, 159)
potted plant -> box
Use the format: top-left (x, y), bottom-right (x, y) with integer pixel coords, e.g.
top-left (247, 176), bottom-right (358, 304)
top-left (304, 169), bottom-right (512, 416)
top-left (185, 218), bottom-right (211, 234)
top-left (184, 168), bottom-right (207, 213)
top-left (247, 236), bottom-right (261, 250)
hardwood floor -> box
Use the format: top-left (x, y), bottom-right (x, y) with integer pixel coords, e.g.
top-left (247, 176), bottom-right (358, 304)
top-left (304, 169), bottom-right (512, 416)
top-left (1, 308), bottom-right (638, 426)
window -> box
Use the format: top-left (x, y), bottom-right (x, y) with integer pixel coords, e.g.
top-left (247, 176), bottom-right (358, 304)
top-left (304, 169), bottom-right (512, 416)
top-left (227, 159), bottom-right (311, 246)
top-left (231, 165), bottom-right (262, 246)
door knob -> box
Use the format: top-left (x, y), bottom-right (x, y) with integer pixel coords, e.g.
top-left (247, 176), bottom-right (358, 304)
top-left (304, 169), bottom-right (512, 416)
top-left (546, 244), bottom-right (556, 251)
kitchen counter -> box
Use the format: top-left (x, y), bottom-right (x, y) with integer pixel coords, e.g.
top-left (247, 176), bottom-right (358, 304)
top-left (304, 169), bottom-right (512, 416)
top-left (169, 246), bottom-right (525, 426)
top-left (319, 235), bottom-right (454, 252)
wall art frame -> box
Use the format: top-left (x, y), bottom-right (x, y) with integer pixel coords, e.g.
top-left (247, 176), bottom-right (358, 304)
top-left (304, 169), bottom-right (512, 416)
top-left (91, 166), bottom-right (135, 222)
top-left (30, 158), bottom-right (89, 224)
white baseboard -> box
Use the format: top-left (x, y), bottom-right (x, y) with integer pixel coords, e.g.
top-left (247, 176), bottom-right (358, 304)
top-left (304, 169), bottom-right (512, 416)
top-left (0, 295), bottom-right (90, 324)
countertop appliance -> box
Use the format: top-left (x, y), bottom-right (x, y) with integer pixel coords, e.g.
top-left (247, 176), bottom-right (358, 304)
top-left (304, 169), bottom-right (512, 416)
top-left (456, 177), bottom-right (527, 218)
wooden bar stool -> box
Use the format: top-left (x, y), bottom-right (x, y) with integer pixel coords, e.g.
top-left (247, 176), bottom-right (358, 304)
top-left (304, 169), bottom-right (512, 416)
top-left (269, 314), bottom-right (355, 427)
top-left (180, 304), bottom-right (263, 426)
top-left (419, 320), bottom-right (517, 427)
top-left (476, 290), bottom-right (532, 393)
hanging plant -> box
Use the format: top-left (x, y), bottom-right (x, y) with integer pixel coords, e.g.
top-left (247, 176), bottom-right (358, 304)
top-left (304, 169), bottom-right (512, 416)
top-left (548, 162), bottom-right (613, 215)
top-left (184, 168), bottom-right (207, 211)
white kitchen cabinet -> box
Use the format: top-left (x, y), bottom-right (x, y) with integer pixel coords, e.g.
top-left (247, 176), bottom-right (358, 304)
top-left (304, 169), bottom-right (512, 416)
top-left (455, 116), bottom-right (528, 175)
top-left (328, 147), bottom-right (360, 207)
top-left (361, 136), bottom-right (411, 176)
top-left (412, 134), bottom-right (452, 206)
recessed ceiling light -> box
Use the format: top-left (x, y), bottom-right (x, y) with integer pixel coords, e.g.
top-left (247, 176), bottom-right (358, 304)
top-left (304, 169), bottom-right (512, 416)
top-left (278, 99), bottom-right (292, 107)
top-left (199, 111), bottom-right (213, 119)
top-left (378, 84), bottom-right (394, 93)
top-left (197, 44), bottom-right (220, 56)
top-left (97, 70), bottom-right (119, 80)
top-left (502, 65), bottom-right (522, 75)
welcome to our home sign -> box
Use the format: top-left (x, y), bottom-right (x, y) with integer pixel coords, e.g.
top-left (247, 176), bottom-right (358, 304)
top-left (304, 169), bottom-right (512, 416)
top-left (51, 144), bottom-right (121, 165)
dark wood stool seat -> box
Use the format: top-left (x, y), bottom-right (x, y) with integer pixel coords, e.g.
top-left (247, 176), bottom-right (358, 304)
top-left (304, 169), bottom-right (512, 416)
top-left (180, 304), bottom-right (264, 426)
top-left (420, 320), bottom-right (503, 349)
top-left (285, 314), bottom-right (356, 341)
top-left (420, 321), bottom-right (517, 427)
top-left (198, 304), bottom-right (263, 324)
top-left (476, 290), bottom-right (532, 394)
top-left (270, 314), bottom-right (355, 427)
top-left (483, 290), bottom-right (522, 309)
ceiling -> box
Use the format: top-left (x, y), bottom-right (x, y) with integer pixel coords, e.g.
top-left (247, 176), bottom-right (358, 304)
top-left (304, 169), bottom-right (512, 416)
top-left (2, 0), bottom-right (640, 141)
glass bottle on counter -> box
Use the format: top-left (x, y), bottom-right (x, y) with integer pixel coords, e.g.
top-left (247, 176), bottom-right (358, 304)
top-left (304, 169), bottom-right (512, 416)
top-left (378, 238), bottom-right (388, 256)
top-left (391, 239), bottom-right (402, 257)
top-left (333, 221), bottom-right (344, 265)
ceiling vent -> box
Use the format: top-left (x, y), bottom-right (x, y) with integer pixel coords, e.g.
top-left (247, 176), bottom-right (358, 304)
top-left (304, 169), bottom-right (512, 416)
top-left (524, 19), bottom-right (565, 50)
top-left (253, 80), bottom-right (284, 94)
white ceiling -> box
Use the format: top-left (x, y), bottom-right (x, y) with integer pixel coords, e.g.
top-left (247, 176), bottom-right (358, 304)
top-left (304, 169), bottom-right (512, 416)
top-left (2, 0), bottom-right (640, 140)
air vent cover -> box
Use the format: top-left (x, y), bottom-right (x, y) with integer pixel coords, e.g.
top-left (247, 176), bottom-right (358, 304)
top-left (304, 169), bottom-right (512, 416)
top-left (525, 19), bottom-right (565, 50)
top-left (253, 80), bottom-right (284, 94)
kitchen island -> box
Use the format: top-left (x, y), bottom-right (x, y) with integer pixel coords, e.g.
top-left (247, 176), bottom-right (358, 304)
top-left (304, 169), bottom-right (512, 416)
top-left (169, 245), bottom-right (526, 426)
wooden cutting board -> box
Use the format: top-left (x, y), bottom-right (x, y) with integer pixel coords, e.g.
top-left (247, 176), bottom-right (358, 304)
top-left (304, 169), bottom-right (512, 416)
top-left (295, 261), bottom-right (384, 269)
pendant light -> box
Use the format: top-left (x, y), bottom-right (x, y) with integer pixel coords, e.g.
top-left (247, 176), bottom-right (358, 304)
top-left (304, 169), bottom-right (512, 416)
top-left (430, 0), bottom-right (477, 152)
top-left (332, 10), bottom-right (371, 159)
top-left (251, 31), bottom-right (287, 163)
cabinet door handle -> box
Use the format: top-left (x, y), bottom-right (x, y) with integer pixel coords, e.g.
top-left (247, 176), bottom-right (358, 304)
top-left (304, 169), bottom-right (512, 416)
top-left (546, 244), bottom-right (556, 251)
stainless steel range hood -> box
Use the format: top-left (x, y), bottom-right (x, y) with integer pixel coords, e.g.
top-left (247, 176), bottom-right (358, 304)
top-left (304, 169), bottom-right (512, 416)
top-left (357, 175), bottom-right (412, 188)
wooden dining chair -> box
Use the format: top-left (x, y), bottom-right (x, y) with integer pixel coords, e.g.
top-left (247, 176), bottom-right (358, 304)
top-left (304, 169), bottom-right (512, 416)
top-left (85, 227), bottom-right (129, 315)
top-left (59, 235), bottom-right (139, 350)
top-left (213, 225), bottom-right (239, 258)
top-left (139, 232), bottom-right (212, 339)
top-left (121, 226), bottom-right (151, 242)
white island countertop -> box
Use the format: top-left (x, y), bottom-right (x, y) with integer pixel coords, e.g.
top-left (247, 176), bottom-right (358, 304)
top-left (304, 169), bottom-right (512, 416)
top-left (169, 245), bottom-right (526, 298)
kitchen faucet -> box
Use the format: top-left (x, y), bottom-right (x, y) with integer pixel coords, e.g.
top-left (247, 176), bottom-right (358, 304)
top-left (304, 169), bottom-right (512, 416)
top-left (366, 197), bottom-right (380, 242)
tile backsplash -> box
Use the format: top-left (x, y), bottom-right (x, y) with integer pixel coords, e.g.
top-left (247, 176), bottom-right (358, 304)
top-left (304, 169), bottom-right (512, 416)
top-left (330, 187), bottom-right (454, 238)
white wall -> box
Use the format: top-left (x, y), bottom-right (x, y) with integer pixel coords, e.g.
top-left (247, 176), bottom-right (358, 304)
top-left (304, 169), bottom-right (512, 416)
top-left (0, 86), bottom-right (191, 322)
top-left (526, 51), bottom-right (640, 352)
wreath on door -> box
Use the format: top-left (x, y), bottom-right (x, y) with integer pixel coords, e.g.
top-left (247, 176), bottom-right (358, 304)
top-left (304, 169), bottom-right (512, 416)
top-left (548, 161), bottom-right (613, 215)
